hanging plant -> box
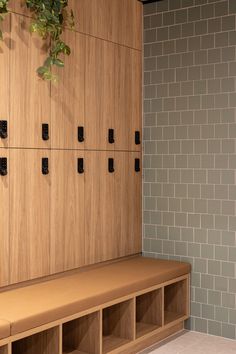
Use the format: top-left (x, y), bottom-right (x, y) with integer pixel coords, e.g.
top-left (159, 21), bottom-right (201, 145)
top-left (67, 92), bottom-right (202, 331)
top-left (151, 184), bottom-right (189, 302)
top-left (0, 0), bottom-right (74, 81)
top-left (0, 0), bottom-right (9, 40)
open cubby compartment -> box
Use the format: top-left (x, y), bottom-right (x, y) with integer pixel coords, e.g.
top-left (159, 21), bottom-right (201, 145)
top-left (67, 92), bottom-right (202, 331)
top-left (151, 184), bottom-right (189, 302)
top-left (136, 288), bottom-right (162, 338)
top-left (12, 326), bottom-right (60, 354)
top-left (0, 345), bottom-right (8, 354)
top-left (63, 311), bottom-right (101, 354)
top-left (164, 278), bottom-right (188, 325)
top-left (102, 299), bottom-right (135, 354)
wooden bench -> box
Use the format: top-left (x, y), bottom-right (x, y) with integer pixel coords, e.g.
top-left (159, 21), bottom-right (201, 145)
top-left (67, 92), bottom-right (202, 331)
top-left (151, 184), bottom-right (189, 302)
top-left (0, 256), bottom-right (190, 354)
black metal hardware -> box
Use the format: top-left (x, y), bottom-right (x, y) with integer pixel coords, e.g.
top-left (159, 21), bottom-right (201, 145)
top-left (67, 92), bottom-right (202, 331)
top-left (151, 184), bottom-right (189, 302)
top-left (135, 158), bottom-right (140, 172)
top-left (135, 131), bottom-right (141, 145)
top-left (108, 158), bottom-right (114, 173)
top-left (0, 120), bottom-right (8, 139)
top-left (0, 158), bottom-right (7, 176)
top-left (108, 129), bottom-right (115, 144)
top-left (42, 123), bottom-right (49, 141)
top-left (78, 126), bottom-right (84, 142)
top-left (77, 158), bottom-right (84, 174)
top-left (42, 158), bottom-right (49, 175)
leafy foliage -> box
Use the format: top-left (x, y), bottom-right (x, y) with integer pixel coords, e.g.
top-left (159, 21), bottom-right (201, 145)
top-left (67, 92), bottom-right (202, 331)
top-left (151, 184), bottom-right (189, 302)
top-left (0, 0), bottom-right (9, 40)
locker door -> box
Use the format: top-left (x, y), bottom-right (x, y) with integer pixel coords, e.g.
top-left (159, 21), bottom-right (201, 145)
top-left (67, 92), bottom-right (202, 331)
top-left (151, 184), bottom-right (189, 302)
top-left (85, 151), bottom-right (116, 264)
top-left (0, 16), bottom-right (10, 148)
top-left (0, 149), bottom-right (9, 286)
top-left (10, 14), bottom-right (51, 149)
top-left (115, 152), bottom-right (142, 256)
top-left (50, 150), bottom-right (85, 274)
top-left (51, 30), bottom-right (85, 149)
top-left (85, 37), bottom-right (115, 150)
top-left (10, 149), bottom-right (50, 284)
top-left (115, 47), bottom-right (142, 152)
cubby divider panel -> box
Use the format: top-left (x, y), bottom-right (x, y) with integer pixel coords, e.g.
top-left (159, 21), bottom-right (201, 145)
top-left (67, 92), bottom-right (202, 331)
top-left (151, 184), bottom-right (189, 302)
top-left (12, 326), bottom-right (60, 354)
top-left (63, 311), bottom-right (100, 354)
top-left (164, 279), bottom-right (188, 325)
top-left (102, 299), bottom-right (134, 353)
top-left (136, 288), bottom-right (162, 338)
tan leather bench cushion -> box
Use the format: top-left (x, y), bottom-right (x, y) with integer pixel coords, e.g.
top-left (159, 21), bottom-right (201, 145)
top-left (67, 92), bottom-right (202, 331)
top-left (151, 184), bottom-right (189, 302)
top-left (0, 256), bottom-right (190, 336)
top-left (0, 319), bottom-right (10, 340)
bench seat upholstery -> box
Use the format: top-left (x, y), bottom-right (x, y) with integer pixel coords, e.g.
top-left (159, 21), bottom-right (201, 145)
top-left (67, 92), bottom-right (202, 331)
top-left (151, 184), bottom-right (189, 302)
top-left (0, 256), bottom-right (190, 336)
top-left (0, 320), bottom-right (10, 340)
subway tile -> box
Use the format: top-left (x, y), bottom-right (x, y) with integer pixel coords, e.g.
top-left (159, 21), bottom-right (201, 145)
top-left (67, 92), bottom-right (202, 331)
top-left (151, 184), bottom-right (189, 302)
top-left (216, 307), bottom-right (229, 323)
top-left (169, 0), bottom-right (181, 11)
top-left (222, 292), bottom-right (236, 309)
top-left (150, 14), bottom-right (163, 28)
top-left (144, 29), bottom-right (157, 43)
top-left (201, 34), bottom-right (215, 50)
top-left (156, 27), bottom-right (169, 42)
top-left (188, 213), bottom-right (201, 227)
top-left (215, 32), bottom-right (229, 48)
top-left (208, 289), bottom-right (221, 305)
top-left (169, 24), bottom-right (181, 39)
top-left (169, 198), bottom-right (181, 212)
top-left (195, 20), bottom-right (208, 35)
top-left (201, 4), bottom-right (214, 19)
top-left (182, 198), bottom-right (194, 212)
top-left (163, 11), bottom-right (175, 26)
top-left (215, 276), bottom-right (228, 292)
top-left (215, 1), bottom-right (228, 17)
top-left (208, 18), bottom-right (222, 34)
top-left (222, 46), bottom-right (235, 62)
top-left (163, 40), bottom-right (175, 55)
top-left (215, 215), bottom-right (229, 231)
top-left (222, 261), bottom-right (235, 277)
top-left (222, 323), bottom-right (236, 340)
top-left (188, 6), bottom-right (201, 22)
top-left (208, 320), bottom-right (222, 337)
top-left (222, 15), bottom-right (235, 32)
top-left (194, 110), bottom-right (207, 124)
top-left (182, 22), bottom-right (194, 37)
top-left (229, 0), bottom-right (236, 14)
top-left (144, 2), bottom-right (157, 15)
top-left (229, 30), bottom-right (236, 45)
top-left (201, 214), bottom-right (214, 229)
top-left (215, 63), bottom-right (229, 78)
top-left (151, 42), bottom-right (163, 56)
top-left (189, 66), bottom-right (201, 80)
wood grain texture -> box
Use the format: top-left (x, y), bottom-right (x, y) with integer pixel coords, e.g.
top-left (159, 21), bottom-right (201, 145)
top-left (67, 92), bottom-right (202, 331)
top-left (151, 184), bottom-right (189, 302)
top-left (10, 14), bottom-right (50, 149)
top-left (0, 149), bottom-right (9, 287)
top-left (85, 36), bottom-right (115, 150)
top-left (114, 48), bottom-right (142, 151)
top-left (50, 150), bottom-right (85, 274)
top-left (0, 345), bottom-right (8, 354)
top-left (9, 149), bottom-right (50, 284)
top-left (84, 151), bottom-right (115, 264)
top-left (0, 15), bottom-right (10, 149)
top-left (51, 30), bottom-right (85, 149)
top-left (8, 0), bottom-right (31, 17)
top-left (63, 312), bottom-right (100, 354)
top-left (12, 326), bottom-right (60, 354)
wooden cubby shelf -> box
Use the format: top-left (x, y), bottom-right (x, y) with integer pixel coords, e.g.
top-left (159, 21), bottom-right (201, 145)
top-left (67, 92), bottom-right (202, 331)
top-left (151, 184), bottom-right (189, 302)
top-left (164, 279), bottom-right (188, 325)
top-left (0, 346), bottom-right (8, 354)
top-left (12, 326), bottom-right (60, 354)
top-left (63, 312), bottom-right (100, 354)
top-left (136, 288), bottom-right (162, 338)
top-left (102, 299), bottom-right (134, 353)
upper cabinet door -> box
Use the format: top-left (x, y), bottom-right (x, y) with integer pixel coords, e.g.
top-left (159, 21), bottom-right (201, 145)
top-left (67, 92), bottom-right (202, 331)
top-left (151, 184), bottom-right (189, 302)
top-left (51, 30), bottom-right (85, 149)
top-left (0, 149), bottom-right (9, 287)
top-left (10, 14), bottom-right (51, 149)
top-left (85, 37), bottom-right (115, 150)
top-left (115, 47), bottom-right (142, 152)
top-left (0, 16), bottom-right (10, 149)
top-left (70, 0), bottom-right (142, 50)
top-left (50, 150), bottom-right (85, 274)
top-left (9, 149), bottom-right (50, 284)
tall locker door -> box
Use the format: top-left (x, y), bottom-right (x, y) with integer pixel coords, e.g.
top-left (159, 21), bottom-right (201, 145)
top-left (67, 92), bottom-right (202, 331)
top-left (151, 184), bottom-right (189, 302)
top-left (115, 152), bottom-right (142, 256)
top-left (0, 149), bottom-right (9, 286)
top-left (50, 150), bottom-right (85, 274)
top-left (85, 37), bottom-right (115, 150)
top-left (10, 14), bottom-right (51, 149)
top-left (9, 149), bottom-right (50, 284)
top-left (85, 151), bottom-right (116, 265)
top-left (51, 30), bottom-right (85, 149)
top-left (0, 16), bottom-right (10, 149)
top-left (115, 47), bottom-right (142, 152)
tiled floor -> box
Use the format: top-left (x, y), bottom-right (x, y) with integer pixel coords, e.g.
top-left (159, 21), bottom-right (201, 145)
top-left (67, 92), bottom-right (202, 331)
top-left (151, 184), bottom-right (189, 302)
top-left (140, 330), bottom-right (236, 354)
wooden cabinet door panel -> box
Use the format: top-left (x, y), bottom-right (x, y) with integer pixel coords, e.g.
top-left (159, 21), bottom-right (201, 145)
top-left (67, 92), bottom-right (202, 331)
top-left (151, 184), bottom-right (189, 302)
top-left (10, 149), bottom-right (50, 284)
top-left (115, 47), bottom-right (142, 151)
top-left (10, 14), bottom-right (51, 149)
top-left (0, 16), bottom-right (10, 149)
top-left (50, 150), bottom-right (85, 274)
top-left (85, 151), bottom-right (116, 264)
top-left (51, 30), bottom-right (85, 149)
top-left (85, 37), bottom-right (115, 150)
top-left (0, 149), bottom-right (9, 286)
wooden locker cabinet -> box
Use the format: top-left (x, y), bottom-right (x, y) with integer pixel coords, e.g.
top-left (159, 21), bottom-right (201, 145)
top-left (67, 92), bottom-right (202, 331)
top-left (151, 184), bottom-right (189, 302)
top-left (50, 150), bottom-right (85, 274)
top-left (0, 16), bottom-right (10, 149)
top-left (10, 14), bottom-right (51, 149)
top-left (0, 149), bottom-right (9, 287)
top-left (115, 47), bottom-right (142, 152)
top-left (51, 30), bottom-right (85, 150)
top-left (9, 149), bottom-right (50, 284)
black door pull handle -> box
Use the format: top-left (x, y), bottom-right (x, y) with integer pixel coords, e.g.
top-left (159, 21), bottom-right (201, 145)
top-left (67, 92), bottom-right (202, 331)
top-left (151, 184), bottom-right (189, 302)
top-left (108, 129), bottom-right (115, 144)
top-left (0, 120), bottom-right (8, 139)
top-left (42, 123), bottom-right (49, 141)
top-left (78, 126), bottom-right (84, 142)
top-left (135, 131), bottom-right (141, 145)
top-left (135, 158), bottom-right (140, 172)
top-left (108, 158), bottom-right (114, 173)
top-left (77, 158), bottom-right (84, 174)
top-left (42, 158), bottom-right (49, 175)
top-left (0, 157), bottom-right (7, 176)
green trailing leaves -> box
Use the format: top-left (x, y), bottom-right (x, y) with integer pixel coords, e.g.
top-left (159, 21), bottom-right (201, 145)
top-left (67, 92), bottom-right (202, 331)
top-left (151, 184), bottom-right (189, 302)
top-left (0, 0), bottom-right (9, 40)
